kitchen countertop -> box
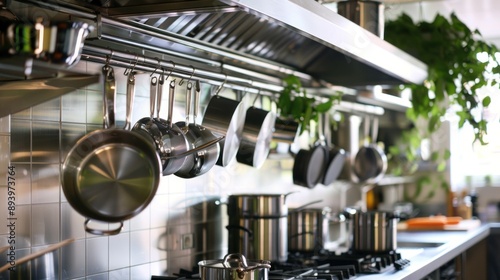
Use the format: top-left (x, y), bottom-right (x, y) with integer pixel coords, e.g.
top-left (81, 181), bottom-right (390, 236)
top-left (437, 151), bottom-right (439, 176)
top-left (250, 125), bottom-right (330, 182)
top-left (357, 222), bottom-right (491, 280)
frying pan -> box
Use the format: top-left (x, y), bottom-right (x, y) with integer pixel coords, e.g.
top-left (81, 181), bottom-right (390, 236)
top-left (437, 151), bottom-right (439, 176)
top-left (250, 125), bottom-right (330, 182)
top-left (352, 116), bottom-right (387, 183)
top-left (175, 80), bottom-right (221, 178)
top-left (202, 83), bottom-right (246, 166)
top-left (292, 119), bottom-right (328, 188)
top-left (62, 66), bottom-right (161, 235)
top-left (236, 94), bottom-right (276, 168)
top-left (321, 113), bottom-right (347, 185)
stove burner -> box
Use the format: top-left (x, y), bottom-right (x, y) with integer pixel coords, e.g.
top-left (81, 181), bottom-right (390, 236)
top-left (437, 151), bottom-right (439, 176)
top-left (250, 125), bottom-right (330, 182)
top-left (151, 250), bottom-right (410, 280)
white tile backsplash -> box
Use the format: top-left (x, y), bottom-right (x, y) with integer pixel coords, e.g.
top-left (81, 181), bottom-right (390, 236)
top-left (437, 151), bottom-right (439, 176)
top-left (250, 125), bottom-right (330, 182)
top-left (0, 60), bottom-right (346, 280)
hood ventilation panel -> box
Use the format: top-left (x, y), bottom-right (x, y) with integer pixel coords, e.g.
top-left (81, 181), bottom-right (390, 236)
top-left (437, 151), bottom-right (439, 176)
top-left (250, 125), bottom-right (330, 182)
top-left (99, 0), bottom-right (427, 88)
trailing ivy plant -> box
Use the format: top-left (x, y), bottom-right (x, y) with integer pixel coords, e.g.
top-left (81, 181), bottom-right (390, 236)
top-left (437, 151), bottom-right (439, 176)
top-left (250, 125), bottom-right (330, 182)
top-left (384, 12), bottom-right (500, 202)
top-left (385, 12), bottom-right (500, 145)
top-left (277, 75), bottom-right (342, 134)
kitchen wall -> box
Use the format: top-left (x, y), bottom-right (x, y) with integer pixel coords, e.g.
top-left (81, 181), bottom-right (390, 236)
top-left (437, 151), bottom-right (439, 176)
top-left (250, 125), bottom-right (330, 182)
top-left (0, 61), bottom-right (351, 279)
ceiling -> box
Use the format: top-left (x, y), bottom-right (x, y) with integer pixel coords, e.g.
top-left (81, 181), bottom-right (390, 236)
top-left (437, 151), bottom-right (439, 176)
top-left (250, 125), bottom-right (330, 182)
top-left (383, 0), bottom-right (500, 47)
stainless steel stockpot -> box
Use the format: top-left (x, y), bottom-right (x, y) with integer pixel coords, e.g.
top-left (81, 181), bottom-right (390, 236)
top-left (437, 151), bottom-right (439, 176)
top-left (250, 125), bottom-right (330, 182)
top-left (227, 194), bottom-right (290, 262)
top-left (288, 207), bottom-right (330, 253)
top-left (198, 253), bottom-right (270, 280)
top-left (344, 208), bottom-right (398, 252)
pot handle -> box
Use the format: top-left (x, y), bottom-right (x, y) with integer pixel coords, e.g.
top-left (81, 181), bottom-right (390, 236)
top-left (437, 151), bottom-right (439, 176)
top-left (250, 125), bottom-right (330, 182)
top-left (222, 253), bottom-right (271, 278)
top-left (84, 219), bottom-right (123, 236)
top-left (225, 225), bottom-right (253, 238)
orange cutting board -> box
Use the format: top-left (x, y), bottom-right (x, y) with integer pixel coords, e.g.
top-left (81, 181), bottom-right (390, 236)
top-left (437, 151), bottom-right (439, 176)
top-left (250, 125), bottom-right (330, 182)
top-left (397, 217), bottom-right (481, 231)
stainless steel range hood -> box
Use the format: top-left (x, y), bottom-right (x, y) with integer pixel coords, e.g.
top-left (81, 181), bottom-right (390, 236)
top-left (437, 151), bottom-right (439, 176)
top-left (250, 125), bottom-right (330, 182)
top-left (94, 0), bottom-right (427, 88)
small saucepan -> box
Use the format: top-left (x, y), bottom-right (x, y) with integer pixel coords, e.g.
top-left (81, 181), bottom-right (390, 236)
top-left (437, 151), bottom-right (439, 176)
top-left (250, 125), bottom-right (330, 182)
top-left (175, 80), bottom-right (222, 178)
top-left (236, 94), bottom-right (276, 168)
top-left (62, 66), bottom-right (161, 235)
top-left (155, 79), bottom-right (190, 175)
top-left (198, 253), bottom-right (271, 280)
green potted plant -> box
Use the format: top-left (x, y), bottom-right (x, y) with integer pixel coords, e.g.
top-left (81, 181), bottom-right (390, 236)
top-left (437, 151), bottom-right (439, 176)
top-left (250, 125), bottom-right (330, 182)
top-left (277, 75), bottom-right (342, 135)
top-left (384, 12), bottom-right (500, 202)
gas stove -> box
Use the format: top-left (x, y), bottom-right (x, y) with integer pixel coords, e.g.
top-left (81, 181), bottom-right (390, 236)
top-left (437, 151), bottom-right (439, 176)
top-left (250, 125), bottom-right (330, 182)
top-left (151, 250), bottom-right (410, 280)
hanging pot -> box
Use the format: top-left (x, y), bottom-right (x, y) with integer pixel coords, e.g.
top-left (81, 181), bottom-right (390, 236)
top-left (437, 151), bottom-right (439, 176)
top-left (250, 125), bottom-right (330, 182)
top-left (292, 117), bottom-right (328, 188)
top-left (321, 113), bottom-right (347, 185)
top-left (175, 80), bottom-right (222, 178)
top-left (62, 66), bottom-right (161, 235)
top-left (352, 116), bottom-right (387, 183)
top-left (202, 84), bottom-right (246, 166)
top-left (198, 253), bottom-right (270, 280)
top-left (236, 94), bottom-right (276, 168)
top-left (273, 117), bottom-right (300, 144)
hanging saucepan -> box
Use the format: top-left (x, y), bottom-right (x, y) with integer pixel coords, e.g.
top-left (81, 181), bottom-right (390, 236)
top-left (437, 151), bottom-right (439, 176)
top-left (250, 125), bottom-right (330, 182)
top-left (321, 113), bottom-right (348, 185)
top-left (273, 117), bottom-right (300, 144)
top-left (202, 80), bottom-right (246, 166)
top-left (198, 253), bottom-right (271, 280)
top-left (62, 65), bottom-right (161, 235)
top-left (132, 73), bottom-right (165, 157)
top-left (154, 79), bottom-right (190, 175)
top-left (292, 117), bottom-right (328, 188)
top-left (175, 80), bottom-right (222, 178)
top-left (352, 116), bottom-right (387, 183)
top-left (236, 93), bottom-right (276, 168)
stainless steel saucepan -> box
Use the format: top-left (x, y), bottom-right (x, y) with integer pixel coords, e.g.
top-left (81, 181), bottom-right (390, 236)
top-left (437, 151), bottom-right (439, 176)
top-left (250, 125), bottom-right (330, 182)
top-left (175, 80), bottom-right (222, 178)
top-left (198, 253), bottom-right (270, 280)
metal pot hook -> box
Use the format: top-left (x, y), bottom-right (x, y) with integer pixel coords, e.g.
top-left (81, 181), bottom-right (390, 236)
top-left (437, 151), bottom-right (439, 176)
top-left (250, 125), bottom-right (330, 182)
top-left (179, 65), bottom-right (195, 86)
top-left (215, 74), bottom-right (228, 96)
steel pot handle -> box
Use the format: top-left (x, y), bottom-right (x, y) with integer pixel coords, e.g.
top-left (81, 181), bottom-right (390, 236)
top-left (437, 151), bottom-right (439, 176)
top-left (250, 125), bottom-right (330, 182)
top-left (124, 71), bottom-right (136, 130)
top-left (84, 219), bottom-right (123, 236)
top-left (161, 136), bottom-right (224, 159)
top-left (102, 64), bottom-right (116, 129)
top-left (222, 253), bottom-right (271, 279)
top-left (225, 225), bottom-right (253, 238)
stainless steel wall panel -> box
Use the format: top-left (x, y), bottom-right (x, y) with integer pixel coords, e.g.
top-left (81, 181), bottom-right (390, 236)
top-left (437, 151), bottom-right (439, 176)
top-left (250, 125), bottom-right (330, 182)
top-left (12, 107), bottom-right (31, 119)
top-left (0, 115), bottom-right (10, 133)
top-left (61, 239), bottom-right (86, 279)
top-left (61, 123), bottom-right (87, 161)
top-left (86, 89), bottom-right (105, 125)
top-left (31, 163), bottom-right (60, 204)
top-left (0, 135), bottom-right (9, 179)
top-left (15, 205), bottom-right (32, 248)
top-left (32, 203), bottom-right (60, 246)
top-left (0, 190), bottom-right (6, 235)
top-left (130, 229), bottom-right (151, 266)
top-left (109, 232), bottom-right (130, 270)
top-left (86, 236), bottom-right (109, 275)
top-left (62, 90), bottom-right (87, 123)
top-left (31, 243), bottom-right (60, 280)
top-left (32, 97), bottom-right (61, 122)
top-left (10, 119), bottom-right (31, 162)
top-left (12, 164), bottom-right (31, 205)
top-left (32, 121), bottom-right (60, 163)
top-left (61, 202), bottom-right (86, 240)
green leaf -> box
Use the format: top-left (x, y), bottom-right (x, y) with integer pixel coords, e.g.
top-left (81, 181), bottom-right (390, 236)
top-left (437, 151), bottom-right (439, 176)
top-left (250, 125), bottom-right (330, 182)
top-left (482, 96), bottom-right (492, 107)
